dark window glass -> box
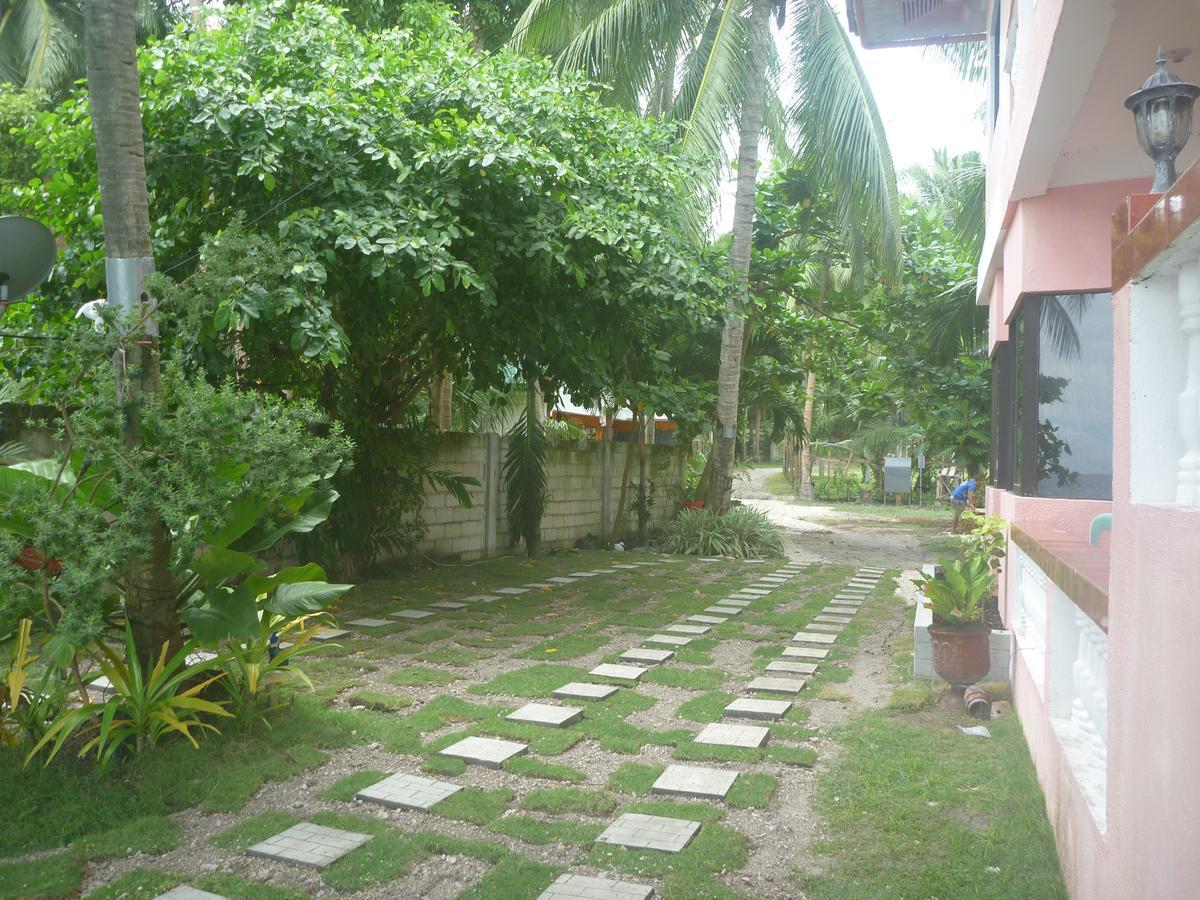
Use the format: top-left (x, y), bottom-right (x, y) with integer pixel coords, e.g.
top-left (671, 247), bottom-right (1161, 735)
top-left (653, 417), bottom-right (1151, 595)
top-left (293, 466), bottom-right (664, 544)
top-left (1013, 307), bottom-right (1028, 494)
top-left (1034, 293), bottom-right (1113, 499)
top-left (991, 340), bottom-right (1015, 490)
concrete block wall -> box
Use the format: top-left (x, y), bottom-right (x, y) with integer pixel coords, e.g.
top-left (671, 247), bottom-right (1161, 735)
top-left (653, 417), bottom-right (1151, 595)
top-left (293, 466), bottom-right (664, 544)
top-left (416, 432), bottom-right (684, 560)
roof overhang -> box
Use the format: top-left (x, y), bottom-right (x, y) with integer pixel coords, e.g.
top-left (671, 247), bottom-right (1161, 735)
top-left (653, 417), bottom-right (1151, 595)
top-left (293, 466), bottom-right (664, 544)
top-left (846, 0), bottom-right (988, 49)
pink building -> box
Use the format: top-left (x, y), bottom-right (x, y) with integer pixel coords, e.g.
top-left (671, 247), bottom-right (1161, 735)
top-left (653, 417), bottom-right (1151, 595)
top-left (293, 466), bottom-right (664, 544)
top-left (849, 1), bottom-right (1200, 896)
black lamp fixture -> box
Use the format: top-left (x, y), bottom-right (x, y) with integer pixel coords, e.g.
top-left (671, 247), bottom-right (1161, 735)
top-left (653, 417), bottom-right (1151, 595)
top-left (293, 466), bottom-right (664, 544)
top-left (1125, 48), bottom-right (1200, 193)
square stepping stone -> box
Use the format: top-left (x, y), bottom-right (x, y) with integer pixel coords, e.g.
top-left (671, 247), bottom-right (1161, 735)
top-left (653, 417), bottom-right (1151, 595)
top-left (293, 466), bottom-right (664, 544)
top-left (569, 571), bottom-right (601, 577)
top-left (593, 568), bottom-right (619, 574)
top-left (728, 593), bottom-right (760, 601)
top-left (439, 736), bottom-right (527, 768)
top-left (766, 660), bottom-right (818, 675)
top-left (590, 663), bottom-right (646, 681)
top-left (720, 599), bottom-right (752, 608)
top-left (428, 602), bottom-right (467, 610)
top-left (705, 605), bottom-right (742, 615)
top-left (611, 564), bottom-right (639, 569)
top-left (347, 617), bottom-right (391, 628)
top-left (757, 577), bottom-right (787, 584)
top-left (546, 577), bottom-right (579, 584)
top-left (495, 586), bottom-right (530, 595)
top-left (596, 813), bottom-right (701, 853)
top-left (749, 675), bottom-right (807, 695)
top-left (665, 623), bottom-right (710, 635)
top-left (311, 629), bottom-right (350, 642)
top-left (645, 633), bottom-right (692, 647)
top-left (695, 722), bottom-right (769, 748)
top-left (461, 594), bottom-right (501, 603)
top-left (620, 648), bottom-right (674, 665)
top-left (815, 614), bottom-right (853, 624)
top-left (652, 764), bottom-right (737, 800)
top-left (793, 631), bottom-right (837, 644)
top-left (838, 590), bottom-right (869, 599)
top-left (807, 623), bottom-right (844, 634)
top-left (828, 600), bottom-right (861, 610)
top-left (741, 559), bottom-right (766, 564)
top-left (739, 588), bottom-right (771, 597)
top-left (783, 646), bottom-right (829, 659)
top-left (725, 697), bottom-right (791, 720)
top-left (246, 822), bottom-right (372, 870)
top-left (524, 583), bottom-right (556, 589)
top-left (156, 889), bottom-right (226, 900)
top-left (554, 682), bottom-right (619, 701)
top-left (507, 702), bottom-right (584, 728)
top-left (355, 772), bottom-right (461, 810)
top-left (687, 615), bottom-right (728, 625)
top-left (391, 609), bottom-right (435, 620)
top-left (538, 874), bottom-right (654, 900)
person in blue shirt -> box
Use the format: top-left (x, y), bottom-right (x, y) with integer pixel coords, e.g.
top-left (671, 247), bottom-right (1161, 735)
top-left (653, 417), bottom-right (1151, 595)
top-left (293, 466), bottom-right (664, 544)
top-left (950, 478), bottom-right (977, 534)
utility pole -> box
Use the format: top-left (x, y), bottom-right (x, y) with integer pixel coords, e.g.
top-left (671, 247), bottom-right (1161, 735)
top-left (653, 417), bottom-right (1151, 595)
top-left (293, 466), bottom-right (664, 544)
top-left (85, 0), bottom-right (178, 661)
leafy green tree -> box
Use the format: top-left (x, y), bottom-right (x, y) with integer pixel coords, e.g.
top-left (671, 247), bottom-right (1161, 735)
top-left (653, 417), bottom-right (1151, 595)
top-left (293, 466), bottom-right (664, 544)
top-left (514, 0), bottom-right (902, 512)
top-left (6, 2), bottom-right (720, 570)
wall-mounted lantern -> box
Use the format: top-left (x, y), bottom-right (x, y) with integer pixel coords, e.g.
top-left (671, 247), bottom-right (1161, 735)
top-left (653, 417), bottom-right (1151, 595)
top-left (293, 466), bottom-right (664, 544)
top-left (1125, 48), bottom-right (1200, 193)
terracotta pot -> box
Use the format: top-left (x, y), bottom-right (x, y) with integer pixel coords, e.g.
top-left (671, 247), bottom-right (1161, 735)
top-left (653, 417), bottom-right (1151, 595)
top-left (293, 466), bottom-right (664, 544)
top-left (927, 621), bottom-right (990, 686)
top-left (682, 500), bottom-right (706, 510)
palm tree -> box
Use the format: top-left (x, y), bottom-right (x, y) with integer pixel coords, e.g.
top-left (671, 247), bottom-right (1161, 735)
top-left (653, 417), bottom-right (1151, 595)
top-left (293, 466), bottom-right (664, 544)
top-left (0, 0), bottom-right (181, 94)
top-left (514, 0), bottom-right (901, 513)
top-left (85, 0), bottom-right (176, 663)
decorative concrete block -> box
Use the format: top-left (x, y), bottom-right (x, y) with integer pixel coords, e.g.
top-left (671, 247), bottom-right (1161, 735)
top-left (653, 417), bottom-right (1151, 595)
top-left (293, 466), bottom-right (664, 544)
top-left (724, 698), bottom-right (791, 720)
top-left (246, 822), bottom-right (372, 870)
top-left (783, 646), bottom-right (829, 659)
top-left (664, 624), bottom-right (711, 635)
top-left (507, 702), bottom-right (584, 728)
top-left (739, 588), bottom-right (772, 596)
top-left (538, 874), bottom-right (654, 900)
top-left (593, 568), bottom-right (619, 574)
top-left (495, 587), bottom-right (530, 595)
top-left (652, 764), bottom-right (737, 800)
top-left (749, 675), bottom-right (807, 695)
top-left (524, 583), bottom-right (556, 589)
top-left (620, 648), bottom-right (674, 665)
top-left (720, 599), bottom-right (752, 608)
top-left (428, 602), bottom-right (467, 610)
top-left (694, 722), bottom-right (769, 748)
top-left (645, 634), bottom-right (692, 646)
top-left (155, 889), bottom-right (226, 900)
top-left (596, 813), bottom-right (701, 853)
top-left (728, 593), bottom-right (761, 601)
top-left (554, 682), bottom-right (619, 701)
top-left (792, 631), bottom-right (837, 644)
top-left (806, 623), bottom-right (844, 634)
top-left (687, 615), bottom-right (728, 625)
top-left (461, 595), bottom-right (502, 603)
top-left (391, 610), bottom-right (435, 620)
top-left (569, 572), bottom-right (602, 577)
top-left (766, 660), bottom-right (818, 675)
top-left (311, 629), bottom-right (350, 642)
top-left (590, 663), bottom-right (646, 681)
top-left (356, 772), bottom-right (461, 810)
top-left (347, 618), bottom-right (391, 628)
top-left (612, 564), bottom-right (639, 569)
top-left (546, 577), bottom-right (579, 584)
top-left (439, 736), bottom-right (527, 768)
top-left (815, 614), bottom-right (853, 625)
top-left (706, 606), bottom-right (742, 616)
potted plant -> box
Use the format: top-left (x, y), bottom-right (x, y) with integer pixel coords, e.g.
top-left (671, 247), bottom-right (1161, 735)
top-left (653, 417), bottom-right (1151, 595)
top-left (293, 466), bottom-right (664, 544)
top-left (920, 554), bottom-right (993, 686)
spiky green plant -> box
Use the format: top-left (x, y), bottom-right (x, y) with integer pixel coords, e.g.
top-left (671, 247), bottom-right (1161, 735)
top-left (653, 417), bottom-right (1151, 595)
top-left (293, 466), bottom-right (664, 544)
top-left (503, 410), bottom-right (547, 557)
top-left (662, 505), bottom-right (783, 558)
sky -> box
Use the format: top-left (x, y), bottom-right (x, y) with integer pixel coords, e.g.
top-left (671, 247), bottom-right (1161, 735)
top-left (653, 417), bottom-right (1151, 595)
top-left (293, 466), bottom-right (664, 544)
top-left (715, 19), bottom-right (986, 232)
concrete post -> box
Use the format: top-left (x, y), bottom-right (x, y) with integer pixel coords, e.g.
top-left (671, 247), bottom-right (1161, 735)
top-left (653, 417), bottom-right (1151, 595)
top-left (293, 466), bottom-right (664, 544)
top-left (484, 432), bottom-right (500, 557)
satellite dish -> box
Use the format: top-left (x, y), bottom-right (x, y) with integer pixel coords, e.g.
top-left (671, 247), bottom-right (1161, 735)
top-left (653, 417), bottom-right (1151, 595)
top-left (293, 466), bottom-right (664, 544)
top-left (0, 216), bottom-right (57, 311)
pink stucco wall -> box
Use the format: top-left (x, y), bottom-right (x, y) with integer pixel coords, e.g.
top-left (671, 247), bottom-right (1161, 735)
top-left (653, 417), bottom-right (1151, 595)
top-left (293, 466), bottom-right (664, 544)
top-left (1104, 282), bottom-right (1200, 897)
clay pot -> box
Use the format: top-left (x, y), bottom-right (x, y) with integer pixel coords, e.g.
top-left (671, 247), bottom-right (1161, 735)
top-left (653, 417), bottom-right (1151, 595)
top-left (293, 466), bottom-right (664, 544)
top-left (682, 500), bottom-right (706, 510)
top-left (927, 622), bottom-right (990, 686)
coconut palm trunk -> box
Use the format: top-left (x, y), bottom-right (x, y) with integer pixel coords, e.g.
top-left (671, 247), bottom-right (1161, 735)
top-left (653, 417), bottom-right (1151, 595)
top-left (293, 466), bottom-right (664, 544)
top-left (799, 368), bottom-right (816, 498)
top-left (85, 0), bottom-right (178, 663)
top-left (705, 0), bottom-right (770, 513)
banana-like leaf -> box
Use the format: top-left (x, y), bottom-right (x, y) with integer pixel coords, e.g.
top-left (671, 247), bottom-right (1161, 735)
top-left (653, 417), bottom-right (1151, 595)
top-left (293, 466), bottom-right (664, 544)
top-left (182, 587), bottom-right (260, 645)
top-left (241, 563), bottom-right (328, 598)
top-left (232, 488), bottom-right (338, 554)
top-left (266, 581), bottom-right (353, 619)
top-left (188, 546), bottom-right (260, 585)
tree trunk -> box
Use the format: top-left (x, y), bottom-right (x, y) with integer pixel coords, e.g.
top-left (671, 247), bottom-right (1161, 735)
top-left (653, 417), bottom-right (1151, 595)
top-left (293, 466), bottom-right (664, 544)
top-left (705, 0), bottom-right (770, 514)
top-left (86, 0), bottom-right (179, 664)
top-left (636, 410), bottom-right (649, 546)
top-left (799, 369), bottom-right (816, 499)
top-left (611, 420), bottom-right (636, 541)
top-left (752, 407), bottom-right (762, 461)
top-left (430, 370), bottom-right (453, 430)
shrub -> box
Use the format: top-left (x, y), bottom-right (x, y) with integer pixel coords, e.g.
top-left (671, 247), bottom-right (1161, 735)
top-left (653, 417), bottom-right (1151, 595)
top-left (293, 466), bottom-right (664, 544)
top-left (811, 473), bottom-right (862, 502)
top-left (661, 507), bottom-right (784, 558)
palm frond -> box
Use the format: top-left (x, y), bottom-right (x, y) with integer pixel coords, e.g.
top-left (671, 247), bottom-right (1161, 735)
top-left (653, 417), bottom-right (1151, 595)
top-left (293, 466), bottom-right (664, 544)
top-left (1039, 294), bottom-right (1085, 361)
top-left (790, 0), bottom-right (901, 278)
top-left (924, 39), bottom-right (988, 84)
top-left (503, 410), bottom-right (547, 555)
top-left (0, 0), bottom-right (83, 92)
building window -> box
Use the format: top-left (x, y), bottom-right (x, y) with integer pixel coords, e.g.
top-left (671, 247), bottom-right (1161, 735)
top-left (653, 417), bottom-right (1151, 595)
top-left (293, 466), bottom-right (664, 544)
top-left (994, 293), bottom-right (1114, 499)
